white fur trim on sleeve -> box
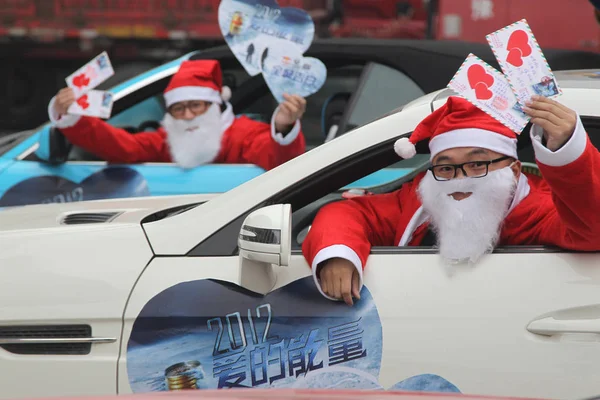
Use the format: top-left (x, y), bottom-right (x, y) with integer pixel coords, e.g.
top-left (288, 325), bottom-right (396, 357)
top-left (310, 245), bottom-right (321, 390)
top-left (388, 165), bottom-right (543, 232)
top-left (311, 244), bottom-right (364, 302)
top-left (48, 96), bottom-right (81, 129)
top-left (530, 113), bottom-right (587, 167)
top-left (271, 105), bottom-right (301, 146)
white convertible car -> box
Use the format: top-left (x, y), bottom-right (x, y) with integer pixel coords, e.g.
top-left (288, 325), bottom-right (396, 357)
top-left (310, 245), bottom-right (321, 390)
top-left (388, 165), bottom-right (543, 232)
top-left (1, 70), bottom-right (599, 400)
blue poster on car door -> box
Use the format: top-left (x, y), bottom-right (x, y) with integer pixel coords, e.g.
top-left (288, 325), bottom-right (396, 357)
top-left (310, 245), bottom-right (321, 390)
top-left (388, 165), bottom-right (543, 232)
top-left (127, 277), bottom-right (382, 391)
top-left (0, 166), bottom-right (150, 207)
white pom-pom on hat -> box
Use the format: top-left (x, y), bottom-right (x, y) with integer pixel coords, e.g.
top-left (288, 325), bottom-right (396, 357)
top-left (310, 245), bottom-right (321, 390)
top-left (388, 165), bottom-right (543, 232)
top-left (394, 137), bottom-right (416, 159)
top-left (221, 85), bottom-right (232, 102)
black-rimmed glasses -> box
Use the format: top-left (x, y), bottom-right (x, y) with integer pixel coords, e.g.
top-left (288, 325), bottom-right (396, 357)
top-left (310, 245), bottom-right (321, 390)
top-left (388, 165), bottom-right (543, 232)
top-left (168, 101), bottom-right (210, 118)
top-left (429, 156), bottom-right (513, 181)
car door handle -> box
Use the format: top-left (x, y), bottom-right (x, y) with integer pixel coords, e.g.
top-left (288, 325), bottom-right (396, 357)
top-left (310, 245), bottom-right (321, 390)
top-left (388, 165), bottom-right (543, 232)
top-left (0, 337), bottom-right (117, 345)
top-left (527, 316), bottom-right (600, 336)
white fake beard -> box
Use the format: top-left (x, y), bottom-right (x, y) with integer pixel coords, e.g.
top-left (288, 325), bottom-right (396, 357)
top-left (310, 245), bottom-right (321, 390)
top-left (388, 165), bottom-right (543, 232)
top-left (162, 103), bottom-right (224, 169)
top-left (417, 167), bottom-right (517, 266)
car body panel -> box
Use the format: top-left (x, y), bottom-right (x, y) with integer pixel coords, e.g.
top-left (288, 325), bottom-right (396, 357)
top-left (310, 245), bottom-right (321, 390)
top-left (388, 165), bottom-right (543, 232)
top-left (117, 250), bottom-right (600, 398)
top-left (0, 222), bottom-right (153, 398)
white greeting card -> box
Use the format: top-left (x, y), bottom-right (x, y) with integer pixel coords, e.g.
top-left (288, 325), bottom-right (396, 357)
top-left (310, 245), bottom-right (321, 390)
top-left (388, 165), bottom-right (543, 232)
top-left (68, 90), bottom-right (114, 119)
top-left (65, 51), bottom-right (115, 99)
top-left (486, 19), bottom-right (561, 106)
top-left (447, 53), bottom-right (530, 134)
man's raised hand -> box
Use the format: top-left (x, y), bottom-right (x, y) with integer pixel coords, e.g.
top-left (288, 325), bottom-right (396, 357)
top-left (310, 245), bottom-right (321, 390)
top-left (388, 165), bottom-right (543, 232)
top-left (523, 95), bottom-right (578, 151)
top-left (53, 88), bottom-right (77, 117)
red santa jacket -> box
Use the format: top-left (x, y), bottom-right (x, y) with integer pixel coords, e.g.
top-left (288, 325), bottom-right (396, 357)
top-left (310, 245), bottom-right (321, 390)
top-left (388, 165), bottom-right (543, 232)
top-left (49, 103), bottom-right (305, 171)
top-left (302, 116), bottom-right (600, 298)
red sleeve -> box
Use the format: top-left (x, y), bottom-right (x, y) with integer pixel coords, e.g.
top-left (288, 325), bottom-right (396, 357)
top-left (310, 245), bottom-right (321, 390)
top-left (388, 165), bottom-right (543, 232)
top-left (301, 189), bottom-right (406, 271)
top-left (222, 117), bottom-right (305, 171)
top-left (59, 117), bottom-right (171, 164)
top-left (535, 138), bottom-right (600, 250)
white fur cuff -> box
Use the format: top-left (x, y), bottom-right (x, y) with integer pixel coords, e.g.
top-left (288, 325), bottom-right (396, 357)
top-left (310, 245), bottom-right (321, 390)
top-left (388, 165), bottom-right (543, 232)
top-left (270, 106), bottom-right (301, 146)
top-left (48, 96), bottom-right (81, 129)
top-left (530, 114), bottom-right (587, 167)
top-left (311, 244), bottom-right (364, 302)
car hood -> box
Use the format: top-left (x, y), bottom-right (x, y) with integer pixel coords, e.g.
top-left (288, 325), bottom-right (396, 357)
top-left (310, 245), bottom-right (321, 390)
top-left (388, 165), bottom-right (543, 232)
top-left (0, 193), bottom-right (218, 231)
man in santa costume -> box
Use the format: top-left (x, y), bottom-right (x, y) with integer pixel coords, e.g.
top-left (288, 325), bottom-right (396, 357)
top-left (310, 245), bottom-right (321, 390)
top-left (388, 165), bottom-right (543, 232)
top-left (48, 60), bottom-right (306, 171)
top-left (303, 95), bottom-right (600, 306)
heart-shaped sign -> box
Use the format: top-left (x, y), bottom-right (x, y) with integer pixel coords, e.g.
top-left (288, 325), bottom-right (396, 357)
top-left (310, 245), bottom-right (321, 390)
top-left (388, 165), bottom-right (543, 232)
top-left (474, 81), bottom-right (493, 100)
top-left (467, 64), bottom-right (494, 89)
top-left (0, 167), bottom-right (150, 207)
top-left (507, 29), bottom-right (532, 57)
top-left (261, 47), bottom-right (326, 103)
top-left (73, 73), bottom-right (91, 89)
top-left (77, 94), bottom-right (91, 110)
top-left (218, 0), bottom-right (315, 76)
top-left (506, 47), bottom-right (524, 67)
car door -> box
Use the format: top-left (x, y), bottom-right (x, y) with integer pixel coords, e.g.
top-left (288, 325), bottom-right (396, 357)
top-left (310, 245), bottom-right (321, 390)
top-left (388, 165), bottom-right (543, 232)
top-left (117, 118), bottom-right (600, 399)
top-left (118, 208), bottom-right (600, 398)
top-left (345, 247), bottom-right (600, 399)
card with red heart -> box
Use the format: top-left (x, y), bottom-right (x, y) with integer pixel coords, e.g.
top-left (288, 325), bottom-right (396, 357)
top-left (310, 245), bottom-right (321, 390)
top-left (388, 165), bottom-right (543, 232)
top-left (65, 51), bottom-right (115, 99)
top-left (486, 19), bottom-right (561, 106)
top-left (67, 90), bottom-right (114, 119)
top-left (447, 53), bottom-right (530, 134)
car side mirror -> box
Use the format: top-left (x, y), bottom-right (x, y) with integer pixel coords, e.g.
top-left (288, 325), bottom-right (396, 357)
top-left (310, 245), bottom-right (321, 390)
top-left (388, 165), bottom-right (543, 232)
top-left (237, 204), bottom-right (292, 294)
top-left (35, 126), bottom-right (72, 164)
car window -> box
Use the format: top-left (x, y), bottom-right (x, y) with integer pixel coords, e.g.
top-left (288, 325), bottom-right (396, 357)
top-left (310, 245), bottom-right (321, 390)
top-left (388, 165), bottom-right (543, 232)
top-left (338, 62), bottom-right (426, 134)
top-left (188, 133), bottom-right (421, 256)
top-left (290, 153), bottom-right (429, 248)
top-left (189, 112), bottom-right (584, 256)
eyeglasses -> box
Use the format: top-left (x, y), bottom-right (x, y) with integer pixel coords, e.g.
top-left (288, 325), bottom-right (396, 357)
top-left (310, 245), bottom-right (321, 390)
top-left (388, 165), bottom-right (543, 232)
top-left (168, 101), bottom-right (209, 117)
top-left (429, 156), bottom-right (513, 181)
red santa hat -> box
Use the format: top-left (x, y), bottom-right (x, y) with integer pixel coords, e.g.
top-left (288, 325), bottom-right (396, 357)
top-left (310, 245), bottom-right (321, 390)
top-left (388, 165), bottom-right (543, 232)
top-left (394, 96), bottom-right (519, 160)
top-left (163, 60), bottom-right (232, 108)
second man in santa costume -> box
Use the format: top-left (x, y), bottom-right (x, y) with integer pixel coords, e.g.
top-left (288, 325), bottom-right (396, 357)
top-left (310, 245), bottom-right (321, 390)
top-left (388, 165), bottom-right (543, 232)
top-left (49, 60), bottom-right (306, 171)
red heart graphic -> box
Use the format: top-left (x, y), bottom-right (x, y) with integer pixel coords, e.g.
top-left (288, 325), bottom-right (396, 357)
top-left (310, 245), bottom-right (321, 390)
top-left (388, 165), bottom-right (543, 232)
top-left (77, 95), bottom-right (90, 110)
top-left (467, 64), bottom-right (494, 89)
top-left (474, 82), bottom-right (493, 100)
top-left (507, 29), bottom-right (532, 57)
top-left (506, 48), bottom-right (524, 67)
top-left (73, 73), bottom-right (90, 89)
